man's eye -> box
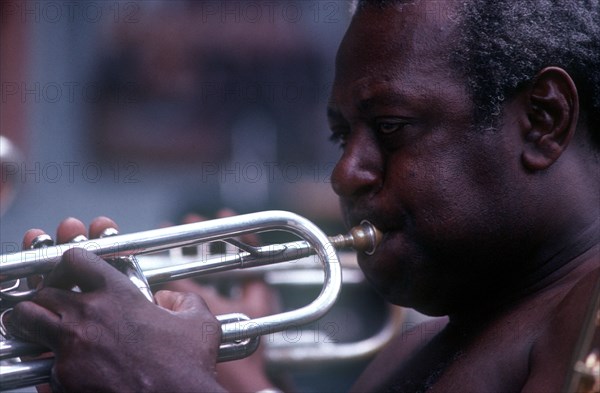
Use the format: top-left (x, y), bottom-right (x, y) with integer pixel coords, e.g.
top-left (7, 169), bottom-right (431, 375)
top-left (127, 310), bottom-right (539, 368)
top-left (376, 121), bottom-right (407, 135)
top-left (329, 130), bottom-right (348, 148)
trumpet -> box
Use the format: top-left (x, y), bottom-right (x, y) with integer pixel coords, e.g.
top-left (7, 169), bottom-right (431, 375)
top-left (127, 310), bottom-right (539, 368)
top-left (0, 210), bottom-right (384, 390)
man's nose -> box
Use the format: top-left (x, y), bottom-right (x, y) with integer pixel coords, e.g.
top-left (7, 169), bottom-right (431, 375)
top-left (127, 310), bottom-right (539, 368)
top-left (331, 135), bottom-right (382, 198)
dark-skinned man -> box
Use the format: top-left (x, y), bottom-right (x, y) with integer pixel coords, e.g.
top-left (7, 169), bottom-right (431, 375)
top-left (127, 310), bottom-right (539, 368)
top-left (8, 0), bottom-right (599, 391)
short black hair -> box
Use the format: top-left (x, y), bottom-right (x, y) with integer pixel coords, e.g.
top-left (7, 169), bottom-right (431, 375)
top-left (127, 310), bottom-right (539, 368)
top-left (352, 0), bottom-right (600, 148)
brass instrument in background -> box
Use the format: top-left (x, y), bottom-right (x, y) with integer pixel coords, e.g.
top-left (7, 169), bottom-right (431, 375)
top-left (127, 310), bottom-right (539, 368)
top-left (0, 211), bottom-right (398, 391)
top-left (564, 279), bottom-right (600, 393)
top-left (0, 135), bottom-right (23, 217)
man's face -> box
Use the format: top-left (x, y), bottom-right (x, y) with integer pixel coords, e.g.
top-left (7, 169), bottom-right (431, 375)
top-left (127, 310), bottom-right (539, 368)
top-left (328, 3), bottom-right (526, 315)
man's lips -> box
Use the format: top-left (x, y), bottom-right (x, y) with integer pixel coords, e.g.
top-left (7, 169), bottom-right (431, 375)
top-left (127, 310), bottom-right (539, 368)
top-left (341, 201), bottom-right (409, 252)
top-left (346, 212), bottom-right (400, 236)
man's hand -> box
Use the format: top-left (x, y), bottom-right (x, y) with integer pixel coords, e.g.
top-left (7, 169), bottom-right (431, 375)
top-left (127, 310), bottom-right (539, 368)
top-left (160, 210), bottom-right (281, 393)
top-left (8, 217), bottom-right (226, 393)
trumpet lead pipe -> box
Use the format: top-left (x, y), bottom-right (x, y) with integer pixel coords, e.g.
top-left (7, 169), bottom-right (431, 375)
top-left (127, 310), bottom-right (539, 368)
top-left (0, 213), bottom-right (381, 283)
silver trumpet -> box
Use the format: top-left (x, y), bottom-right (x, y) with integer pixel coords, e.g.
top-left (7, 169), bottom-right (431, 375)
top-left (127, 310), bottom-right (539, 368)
top-left (0, 210), bottom-right (384, 390)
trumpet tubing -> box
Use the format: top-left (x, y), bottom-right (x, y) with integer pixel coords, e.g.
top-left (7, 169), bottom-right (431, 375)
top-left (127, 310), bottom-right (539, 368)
top-left (0, 212), bottom-right (379, 282)
top-left (0, 210), bottom-right (383, 391)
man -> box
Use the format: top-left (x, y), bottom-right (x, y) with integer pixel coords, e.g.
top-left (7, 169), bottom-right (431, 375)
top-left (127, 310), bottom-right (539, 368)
top-left (8, 0), bottom-right (599, 391)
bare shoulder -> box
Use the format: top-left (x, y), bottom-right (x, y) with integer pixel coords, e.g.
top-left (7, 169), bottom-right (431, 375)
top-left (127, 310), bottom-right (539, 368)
top-left (350, 314), bottom-right (449, 392)
top-left (351, 251), bottom-right (599, 392)
top-left (524, 262), bottom-right (600, 391)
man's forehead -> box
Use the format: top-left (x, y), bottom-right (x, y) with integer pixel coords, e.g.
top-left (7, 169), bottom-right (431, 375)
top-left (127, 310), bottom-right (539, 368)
top-left (335, 2), bottom-right (461, 83)
top-left (330, 2), bottom-right (471, 116)
top-left (340, 2), bottom-right (460, 59)
top-left (351, 0), bottom-right (463, 30)
top-left (327, 73), bottom-right (470, 117)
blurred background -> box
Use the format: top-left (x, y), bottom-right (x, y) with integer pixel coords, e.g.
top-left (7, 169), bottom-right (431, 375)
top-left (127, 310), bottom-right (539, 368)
top-left (1, 2), bottom-right (422, 392)
top-left (1, 0), bottom-right (350, 247)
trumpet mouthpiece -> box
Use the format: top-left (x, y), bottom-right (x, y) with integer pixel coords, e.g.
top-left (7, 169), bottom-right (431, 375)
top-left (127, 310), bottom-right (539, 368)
top-left (329, 220), bottom-right (382, 255)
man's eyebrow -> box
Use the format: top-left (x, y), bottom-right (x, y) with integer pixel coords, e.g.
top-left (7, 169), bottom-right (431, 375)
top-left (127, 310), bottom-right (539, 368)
top-left (326, 90), bottom-right (416, 121)
top-left (357, 91), bottom-right (412, 112)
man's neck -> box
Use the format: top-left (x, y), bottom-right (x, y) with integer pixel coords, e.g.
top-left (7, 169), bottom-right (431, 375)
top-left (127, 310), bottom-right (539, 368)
top-left (449, 218), bottom-right (599, 326)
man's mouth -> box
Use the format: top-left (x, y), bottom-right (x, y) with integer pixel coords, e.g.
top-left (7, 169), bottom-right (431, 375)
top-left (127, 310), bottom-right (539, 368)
top-left (348, 220), bottom-right (383, 255)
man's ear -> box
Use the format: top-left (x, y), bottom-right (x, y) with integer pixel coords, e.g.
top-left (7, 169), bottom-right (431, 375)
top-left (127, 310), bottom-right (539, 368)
top-left (521, 67), bottom-right (579, 171)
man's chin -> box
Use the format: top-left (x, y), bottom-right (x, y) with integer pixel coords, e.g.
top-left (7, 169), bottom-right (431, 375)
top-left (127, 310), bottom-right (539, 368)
top-left (368, 278), bottom-right (452, 317)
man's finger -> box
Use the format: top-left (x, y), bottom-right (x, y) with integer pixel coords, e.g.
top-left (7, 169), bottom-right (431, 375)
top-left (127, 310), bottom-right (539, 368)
top-left (8, 301), bottom-right (61, 349)
top-left (182, 213), bottom-right (206, 224)
top-left (240, 281), bottom-right (277, 317)
top-left (155, 290), bottom-right (212, 316)
top-left (29, 287), bottom-right (80, 316)
top-left (22, 229), bottom-right (46, 249)
top-left (55, 218), bottom-right (87, 244)
top-left (88, 216), bottom-right (119, 239)
top-left (43, 248), bottom-right (134, 293)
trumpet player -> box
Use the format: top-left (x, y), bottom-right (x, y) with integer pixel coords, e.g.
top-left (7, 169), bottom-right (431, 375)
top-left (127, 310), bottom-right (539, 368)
top-left (6, 0), bottom-right (600, 392)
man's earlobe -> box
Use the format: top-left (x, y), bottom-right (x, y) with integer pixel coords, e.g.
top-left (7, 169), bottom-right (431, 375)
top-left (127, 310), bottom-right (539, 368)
top-left (521, 67), bottom-right (579, 171)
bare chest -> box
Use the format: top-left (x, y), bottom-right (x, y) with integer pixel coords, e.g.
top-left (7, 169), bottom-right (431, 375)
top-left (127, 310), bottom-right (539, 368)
top-left (362, 294), bottom-right (565, 392)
